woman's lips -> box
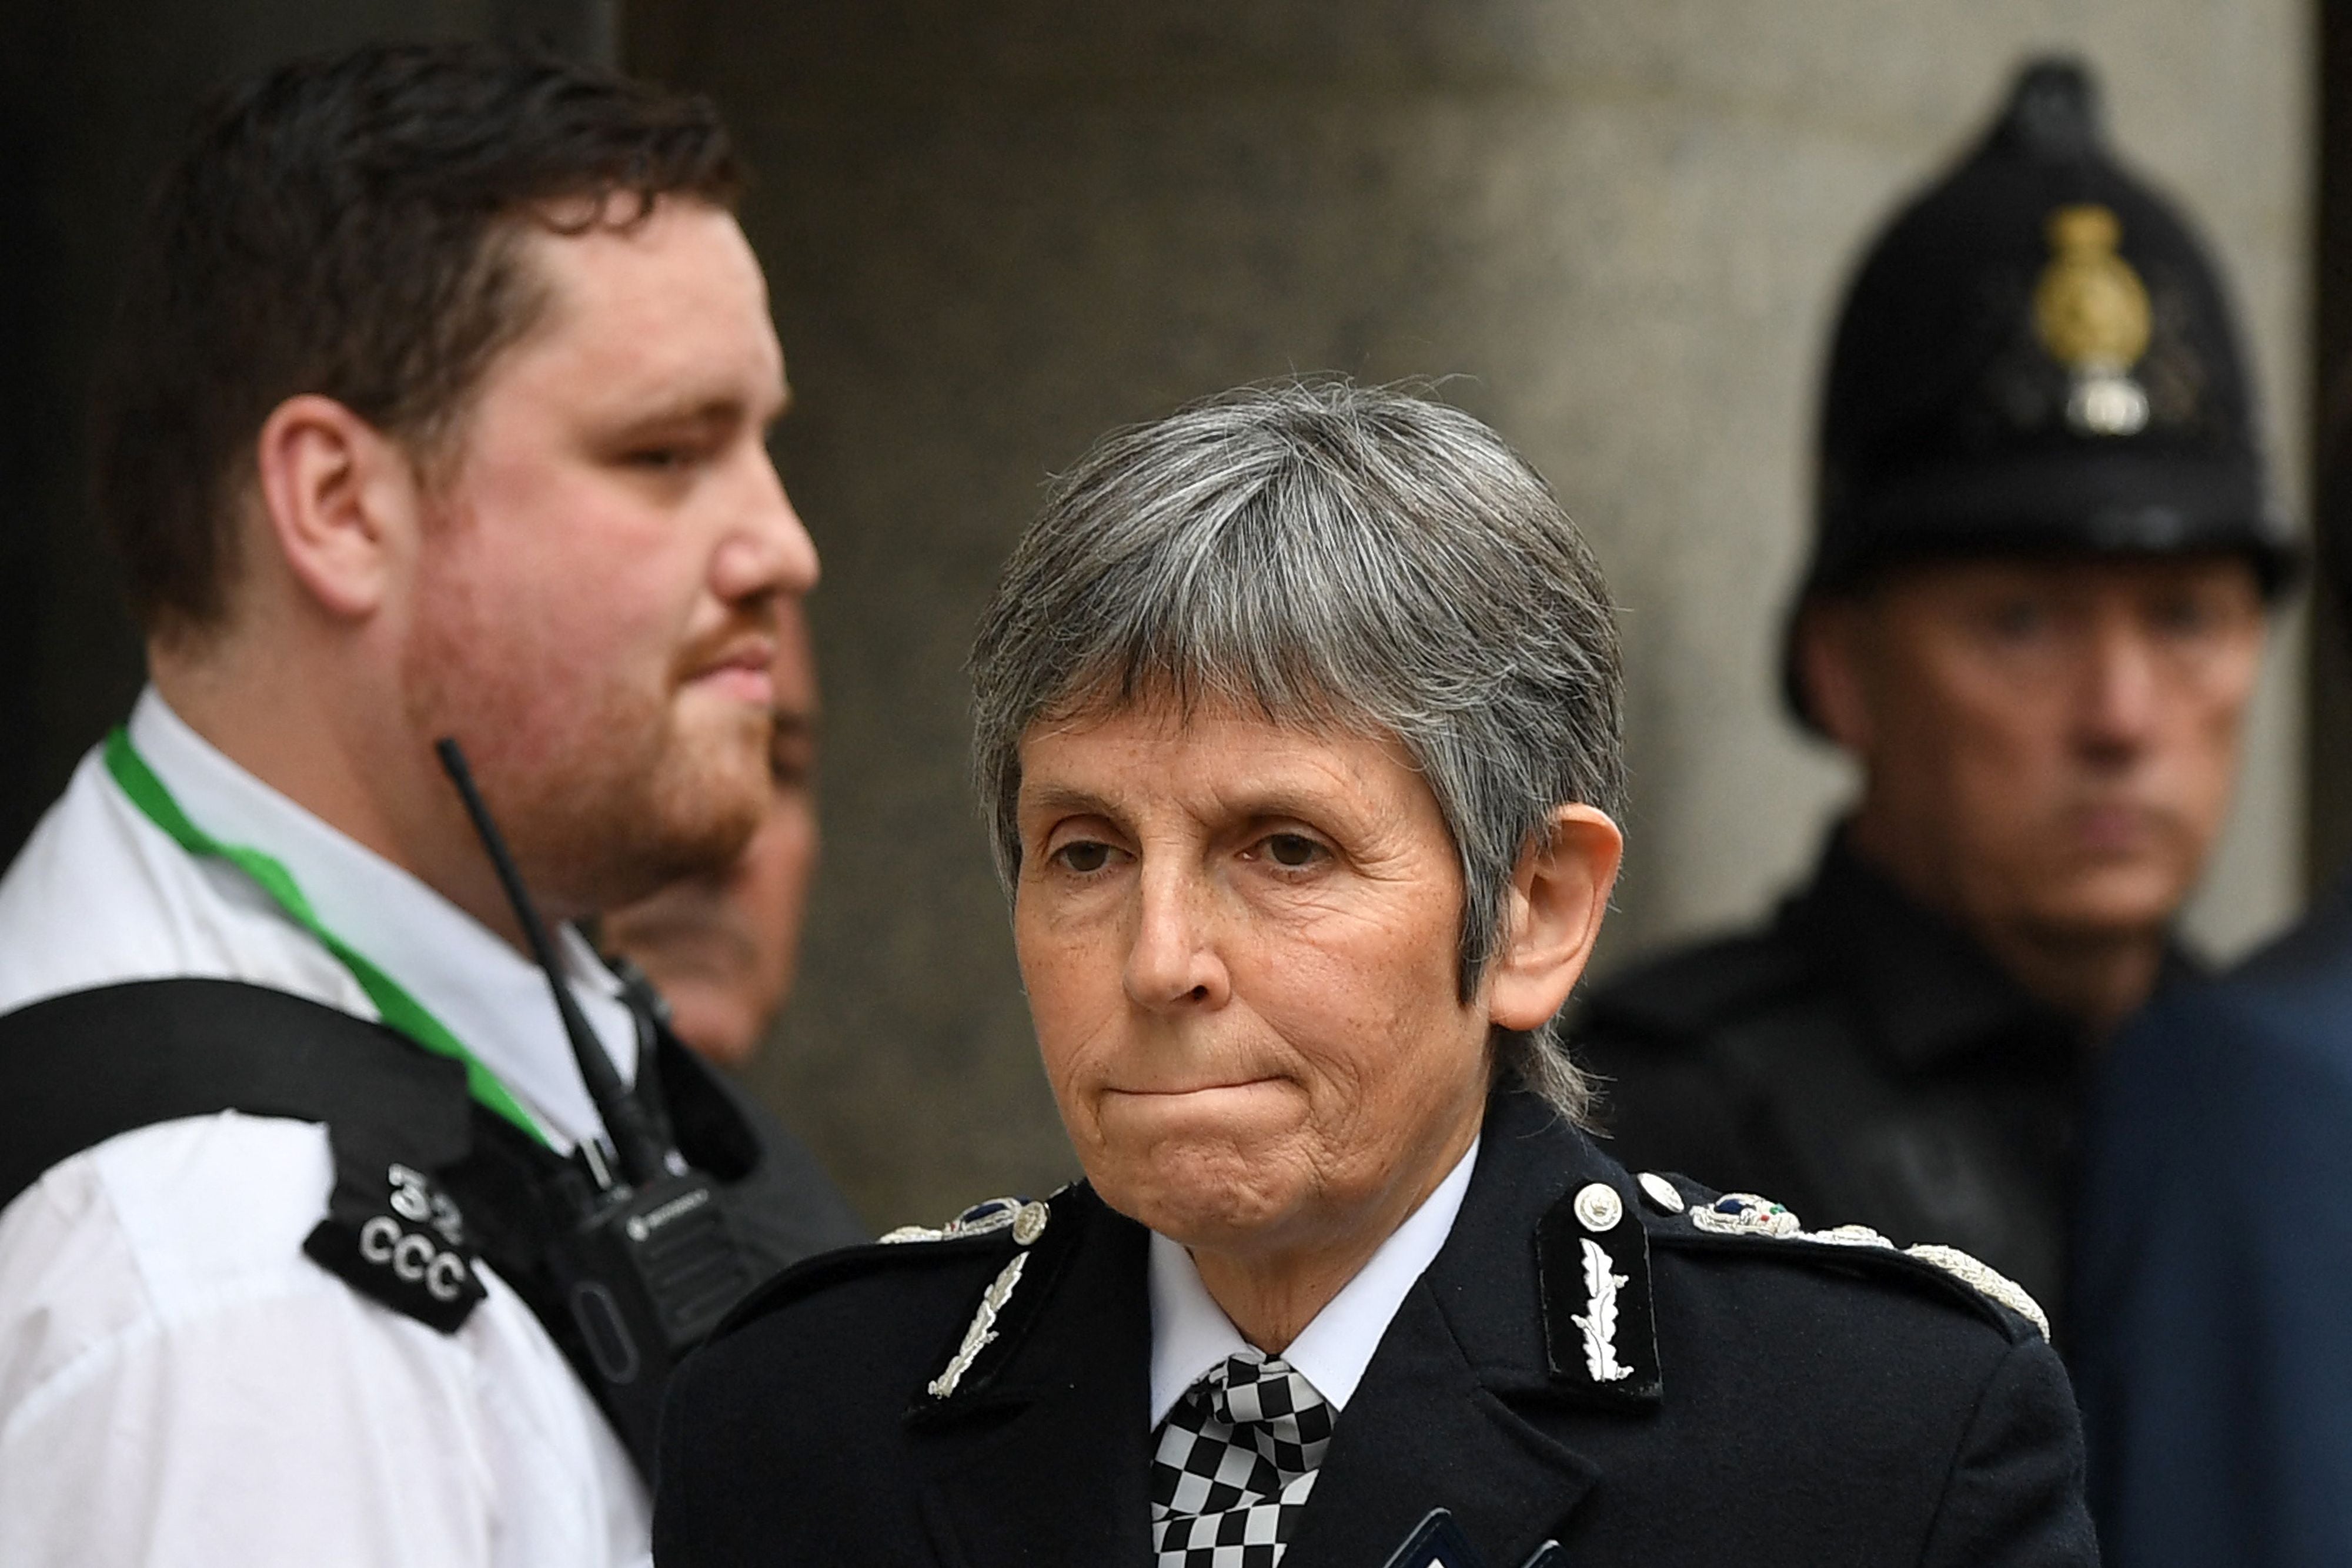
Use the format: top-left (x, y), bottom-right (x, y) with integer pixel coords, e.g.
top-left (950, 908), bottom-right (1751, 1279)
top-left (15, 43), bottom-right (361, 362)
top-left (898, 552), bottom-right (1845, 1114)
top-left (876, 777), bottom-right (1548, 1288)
top-left (1106, 1078), bottom-right (1282, 1099)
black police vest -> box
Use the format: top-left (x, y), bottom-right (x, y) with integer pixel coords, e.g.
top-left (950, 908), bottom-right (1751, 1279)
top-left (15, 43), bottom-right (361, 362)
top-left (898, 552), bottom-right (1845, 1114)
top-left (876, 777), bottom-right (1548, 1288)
top-left (0, 977), bottom-right (808, 1480)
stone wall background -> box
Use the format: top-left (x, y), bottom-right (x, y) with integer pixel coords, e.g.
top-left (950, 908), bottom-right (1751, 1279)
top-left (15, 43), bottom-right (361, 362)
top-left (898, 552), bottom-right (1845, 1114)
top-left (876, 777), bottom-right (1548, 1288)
top-left (627, 2), bottom-right (2316, 1230)
top-left (0, 5), bottom-right (2306, 1235)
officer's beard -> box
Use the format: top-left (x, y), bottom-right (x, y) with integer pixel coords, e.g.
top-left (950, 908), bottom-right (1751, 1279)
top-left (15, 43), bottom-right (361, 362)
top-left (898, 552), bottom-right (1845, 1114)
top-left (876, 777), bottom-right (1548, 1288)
top-left (397, 590), bottom-right (773, 922)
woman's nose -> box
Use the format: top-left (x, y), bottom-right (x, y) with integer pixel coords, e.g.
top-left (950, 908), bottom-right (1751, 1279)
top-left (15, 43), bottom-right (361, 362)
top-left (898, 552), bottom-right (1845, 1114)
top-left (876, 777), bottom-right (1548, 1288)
top-left (1122, 863), bottom-right (1231, 1012)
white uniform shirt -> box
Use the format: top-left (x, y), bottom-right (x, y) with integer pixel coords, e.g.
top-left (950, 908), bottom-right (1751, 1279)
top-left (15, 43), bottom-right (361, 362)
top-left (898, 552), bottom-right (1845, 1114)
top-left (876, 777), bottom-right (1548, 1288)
top-left (0, 689), bottom-right (652, 1567)
top-left (1147, 1139), bottom-right (1478, 1427)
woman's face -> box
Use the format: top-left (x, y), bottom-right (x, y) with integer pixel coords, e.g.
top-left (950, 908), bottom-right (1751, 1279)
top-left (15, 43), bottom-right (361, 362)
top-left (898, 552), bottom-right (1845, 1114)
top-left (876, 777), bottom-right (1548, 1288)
top-left (1013, 698), bottom-right (1496, 1265)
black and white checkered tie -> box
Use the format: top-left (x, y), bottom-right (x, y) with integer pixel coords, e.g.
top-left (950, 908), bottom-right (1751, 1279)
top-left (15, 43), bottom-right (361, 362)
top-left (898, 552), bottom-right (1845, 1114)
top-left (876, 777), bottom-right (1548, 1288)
top-left (1151, 1349), bottom-right (1336, 1567)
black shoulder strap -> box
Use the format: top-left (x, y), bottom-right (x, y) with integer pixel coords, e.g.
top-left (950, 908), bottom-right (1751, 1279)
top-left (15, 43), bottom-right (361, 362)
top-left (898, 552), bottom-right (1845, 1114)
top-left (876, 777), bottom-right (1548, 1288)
top-left (0, 974), bottom-right (868, 1482)
top-left (0, 978), bottom-right (473, 1213)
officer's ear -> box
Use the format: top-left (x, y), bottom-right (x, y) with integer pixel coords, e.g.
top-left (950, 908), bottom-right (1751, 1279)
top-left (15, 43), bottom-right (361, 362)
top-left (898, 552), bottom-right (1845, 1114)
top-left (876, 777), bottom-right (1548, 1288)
top-left (252, 393), bottom-right (424, 622)
top-left (1795, 596), bottom-right (1877, 755)
top-left (1486, 804), bottom-right (1623, 1031)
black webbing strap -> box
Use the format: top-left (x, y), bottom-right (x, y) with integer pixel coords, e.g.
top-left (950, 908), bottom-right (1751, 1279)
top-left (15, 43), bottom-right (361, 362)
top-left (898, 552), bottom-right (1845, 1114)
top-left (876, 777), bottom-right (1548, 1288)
top-left (0, 975), bottom-right (854, 1482)
top-left (0, 978), bottom-right (473, 1213)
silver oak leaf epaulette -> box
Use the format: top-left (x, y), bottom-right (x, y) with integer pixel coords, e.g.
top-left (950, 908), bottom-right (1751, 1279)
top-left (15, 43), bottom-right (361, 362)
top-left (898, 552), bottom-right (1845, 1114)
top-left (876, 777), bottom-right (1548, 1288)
top-left (927, 1251), bottom-right (1029, 1399)
top-left (1537, 1179), bottom-right (1662, 1407)
top-left (1643, 1175), bottom-right (2050, 1340)
top-left (912, 1193), bottom-right (1065, 1401)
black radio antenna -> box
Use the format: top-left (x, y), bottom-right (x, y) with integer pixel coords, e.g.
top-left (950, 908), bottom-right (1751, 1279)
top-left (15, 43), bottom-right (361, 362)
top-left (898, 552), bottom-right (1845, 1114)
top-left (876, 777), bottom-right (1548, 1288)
top-left (435, 737), bottom-right (669, 1188)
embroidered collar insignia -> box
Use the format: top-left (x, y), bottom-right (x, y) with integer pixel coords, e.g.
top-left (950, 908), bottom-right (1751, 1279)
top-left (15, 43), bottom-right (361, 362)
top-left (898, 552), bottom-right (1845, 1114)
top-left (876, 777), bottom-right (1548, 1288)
top-left (1536, 1179), bottom-right (1661, 1408)
top-left (912, 1190), bottom-right (1076, 1411)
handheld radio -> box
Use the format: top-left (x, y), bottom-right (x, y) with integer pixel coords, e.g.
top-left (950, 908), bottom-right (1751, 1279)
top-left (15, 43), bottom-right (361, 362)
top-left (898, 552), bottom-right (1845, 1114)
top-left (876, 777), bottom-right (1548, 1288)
top-left (436, 738), bottom-right (760, 1468)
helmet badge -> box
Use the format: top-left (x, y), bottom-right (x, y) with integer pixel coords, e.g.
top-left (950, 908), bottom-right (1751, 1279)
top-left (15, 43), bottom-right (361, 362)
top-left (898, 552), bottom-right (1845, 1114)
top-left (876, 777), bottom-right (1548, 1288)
top-left (2033, 203), bottom-right (2153, 436)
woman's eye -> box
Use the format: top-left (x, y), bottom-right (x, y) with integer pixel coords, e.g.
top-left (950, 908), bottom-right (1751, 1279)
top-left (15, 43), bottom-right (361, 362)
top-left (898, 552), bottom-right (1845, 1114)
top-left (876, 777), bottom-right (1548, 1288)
top-left (1261, 833), bottom-right (1322, 869)
top-left (1053, 841), bottom-right (1114, 874)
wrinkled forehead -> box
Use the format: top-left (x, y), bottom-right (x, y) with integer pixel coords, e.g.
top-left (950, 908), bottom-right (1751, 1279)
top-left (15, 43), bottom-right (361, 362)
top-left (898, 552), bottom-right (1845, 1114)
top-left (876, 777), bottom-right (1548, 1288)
top-left (1013, 672), bottom-right (1436, 818)
top-left (1012, 683), bottom-right (1444, 841)
top-left (1024, 663), bottom-right (1372, 755)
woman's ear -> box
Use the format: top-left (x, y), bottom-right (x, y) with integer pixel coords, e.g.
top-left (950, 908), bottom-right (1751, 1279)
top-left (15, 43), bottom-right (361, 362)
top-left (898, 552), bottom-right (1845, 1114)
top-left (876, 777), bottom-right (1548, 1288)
top-left (253, 393), bottom-right (421, 621)
top-left (1486, 804), bottom-right (1623, 1031)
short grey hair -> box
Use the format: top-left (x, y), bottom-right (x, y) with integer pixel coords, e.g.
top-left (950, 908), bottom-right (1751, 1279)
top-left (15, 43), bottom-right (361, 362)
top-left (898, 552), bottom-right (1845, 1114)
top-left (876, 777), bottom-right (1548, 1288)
top-left (969, 380), bottom-right (1623, 1123)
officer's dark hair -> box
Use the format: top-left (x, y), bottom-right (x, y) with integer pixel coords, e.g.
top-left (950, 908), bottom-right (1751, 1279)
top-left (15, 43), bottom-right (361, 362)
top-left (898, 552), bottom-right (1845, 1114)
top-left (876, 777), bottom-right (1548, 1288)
top-left (92, 41), bottom-right (745, 642)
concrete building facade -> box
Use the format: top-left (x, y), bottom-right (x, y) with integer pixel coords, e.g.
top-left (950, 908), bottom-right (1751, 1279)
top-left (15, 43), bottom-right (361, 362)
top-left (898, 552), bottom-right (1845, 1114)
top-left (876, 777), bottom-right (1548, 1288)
top-left (632, 2), bottom-right (2314, 1226)
top-left (0, 4), bottom-right (2310, 1228)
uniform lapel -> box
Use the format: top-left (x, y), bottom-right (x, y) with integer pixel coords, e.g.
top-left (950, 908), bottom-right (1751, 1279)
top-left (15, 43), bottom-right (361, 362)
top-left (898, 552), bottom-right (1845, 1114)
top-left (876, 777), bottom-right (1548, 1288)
top-left (904, 1098), bottom-right (1651, 1568)
top-left (1279, 1288), bottom-right (1602, 1568)
top-left (1284, 1091), bottom-right (1648, 1568)
top-left (908, 1188), bottom-right (1157, 1568)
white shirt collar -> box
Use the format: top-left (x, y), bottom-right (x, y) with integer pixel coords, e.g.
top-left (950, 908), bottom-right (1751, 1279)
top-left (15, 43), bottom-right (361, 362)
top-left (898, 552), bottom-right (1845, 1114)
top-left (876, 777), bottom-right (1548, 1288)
top-left (1147, 1136), bottom-right (1479, 1428)
top-left (125, 687), bottom-right (637, 1151)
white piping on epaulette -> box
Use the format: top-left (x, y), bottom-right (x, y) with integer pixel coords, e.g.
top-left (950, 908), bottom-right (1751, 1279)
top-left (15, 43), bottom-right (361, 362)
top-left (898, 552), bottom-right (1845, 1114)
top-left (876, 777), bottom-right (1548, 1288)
top-left (1905, 1243), bottom-right (2050, 1340)
top-left (1682, 1192), bottom-right (2051, 1341)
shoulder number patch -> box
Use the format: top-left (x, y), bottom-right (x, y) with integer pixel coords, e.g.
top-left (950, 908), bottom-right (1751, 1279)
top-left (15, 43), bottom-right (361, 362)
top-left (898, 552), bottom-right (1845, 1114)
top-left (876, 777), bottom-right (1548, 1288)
top-left (303, 1134), bottom-right (486, 1335)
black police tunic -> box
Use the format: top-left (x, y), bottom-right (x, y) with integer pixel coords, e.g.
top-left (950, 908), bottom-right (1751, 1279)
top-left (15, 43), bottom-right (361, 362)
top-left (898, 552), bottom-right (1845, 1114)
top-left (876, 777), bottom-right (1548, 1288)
top-left (653, 1085), bottom-right (2093, 1567)
top-left (1571, 829), bottom-right (2182, 1341)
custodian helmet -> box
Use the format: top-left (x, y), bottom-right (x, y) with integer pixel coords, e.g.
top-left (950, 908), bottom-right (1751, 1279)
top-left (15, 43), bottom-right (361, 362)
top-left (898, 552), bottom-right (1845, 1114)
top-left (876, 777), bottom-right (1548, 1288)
top-left (1785, 57), bottom-right (2296, 727)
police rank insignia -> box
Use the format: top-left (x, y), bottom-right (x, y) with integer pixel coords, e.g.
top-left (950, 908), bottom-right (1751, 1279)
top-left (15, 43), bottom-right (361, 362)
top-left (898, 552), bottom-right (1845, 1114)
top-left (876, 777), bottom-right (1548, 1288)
top-left (1689, 1191), bottom-right (1801, 1237)
top-left (2033, 203), bottom-right (2153, 436)
top-left (1536, 1180), bottom-right (1660, 1407)
top-left (302, 1129), bottom-right (486, 1334)
top-left (927, 1252), bottom-right (1029, 1400)
top-left (914, 1193), bottom-right (1062, 1403)
top-left (1665, 1180), bottom-right (2053, 1342)
top-left (881, 1195), bottom-right (1047, 1246)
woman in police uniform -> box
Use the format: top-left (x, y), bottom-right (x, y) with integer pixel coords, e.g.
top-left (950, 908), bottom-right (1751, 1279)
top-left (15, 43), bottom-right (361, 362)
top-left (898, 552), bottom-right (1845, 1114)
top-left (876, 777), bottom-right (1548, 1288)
top-left (653, 383), bottom-right (2093, 1567)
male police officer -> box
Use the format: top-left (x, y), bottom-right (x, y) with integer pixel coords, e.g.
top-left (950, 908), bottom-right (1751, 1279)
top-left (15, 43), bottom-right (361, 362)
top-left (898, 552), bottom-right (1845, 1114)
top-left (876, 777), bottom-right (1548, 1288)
top-left (1572, 58), bottom-right (2293, 1334)
top-left (0, 43), bottom-right (858, 1566)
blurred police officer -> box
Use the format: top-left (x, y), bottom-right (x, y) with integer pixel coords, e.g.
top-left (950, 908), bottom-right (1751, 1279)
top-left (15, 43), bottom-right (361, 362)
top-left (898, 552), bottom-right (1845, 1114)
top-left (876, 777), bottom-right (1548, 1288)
top-left (0, 42), bottom-right (857, 1566)
top-left (1572, 58), bottom-right (2294, 1335)
top-left (606, 600), bottom-right (824, 1068)
top-left (601, 600), bottom-right (864, 1273)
